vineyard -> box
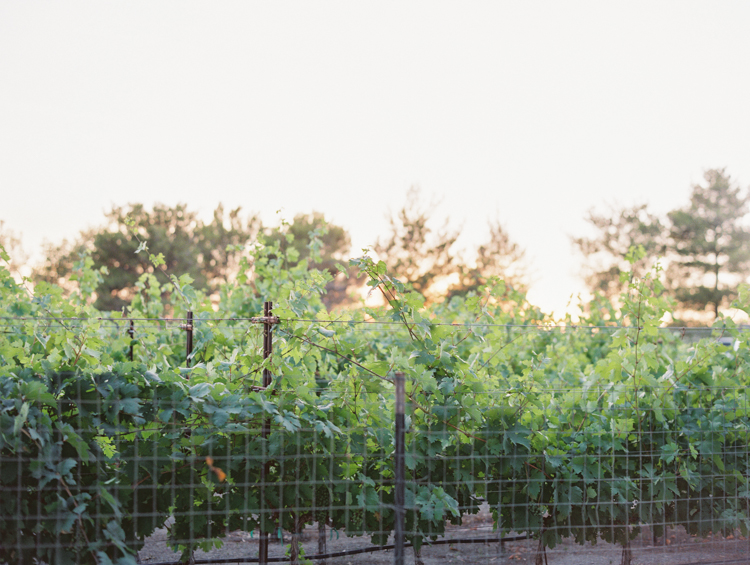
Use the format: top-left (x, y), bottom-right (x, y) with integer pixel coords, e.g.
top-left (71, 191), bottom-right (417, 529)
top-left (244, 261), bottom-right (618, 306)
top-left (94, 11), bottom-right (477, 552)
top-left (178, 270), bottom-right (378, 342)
top-left (2, 239), bottom-right (750, 565)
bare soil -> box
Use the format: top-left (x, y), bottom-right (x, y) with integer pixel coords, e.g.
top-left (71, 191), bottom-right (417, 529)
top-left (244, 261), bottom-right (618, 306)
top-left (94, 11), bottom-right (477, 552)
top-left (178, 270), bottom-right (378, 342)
top-left (137, 507), bottom-right (750, 565)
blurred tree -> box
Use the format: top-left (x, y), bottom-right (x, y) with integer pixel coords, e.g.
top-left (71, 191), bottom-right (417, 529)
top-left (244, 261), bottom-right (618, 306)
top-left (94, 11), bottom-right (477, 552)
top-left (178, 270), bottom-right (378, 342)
top-left (667, 168), bottom-right (750, 319)
top-left (263, 212), bottom-right (354, 308)
top-left (373, 187), bottom-right (461, 297)
top-left (448, 218), bottom-right (527, 299)
top-left (572, 203), bottom-right (667, 298)
top-left (264, 212), bottom-right (350, 273)
top-left (33, 203), bottom-right (259, 311)
top-left (0, 220), bottom-right (28, 276)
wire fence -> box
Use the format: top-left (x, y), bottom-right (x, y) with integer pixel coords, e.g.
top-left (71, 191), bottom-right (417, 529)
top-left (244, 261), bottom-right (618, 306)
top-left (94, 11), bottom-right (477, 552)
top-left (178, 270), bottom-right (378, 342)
top-left (3, 379), bottom-right (750, 564)
top-left (3, 309), bottom-right (750, 565)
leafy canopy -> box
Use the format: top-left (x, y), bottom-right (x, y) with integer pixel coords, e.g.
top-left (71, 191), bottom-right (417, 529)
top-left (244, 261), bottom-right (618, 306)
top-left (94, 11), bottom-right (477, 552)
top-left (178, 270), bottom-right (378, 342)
top-left (374, 187), bottom-right (526, 303)
top-left (33, 203), bottom-right (259, 311)
top-left (667, 168), bottom-right (750, 319)
top-left (574, 168), bottom-right (750, 322)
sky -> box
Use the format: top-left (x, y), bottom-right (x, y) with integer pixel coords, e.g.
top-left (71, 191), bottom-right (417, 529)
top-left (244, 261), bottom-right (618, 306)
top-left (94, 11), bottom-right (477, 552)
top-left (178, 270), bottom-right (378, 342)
top-left (2, 2), bottom-right (750, 316)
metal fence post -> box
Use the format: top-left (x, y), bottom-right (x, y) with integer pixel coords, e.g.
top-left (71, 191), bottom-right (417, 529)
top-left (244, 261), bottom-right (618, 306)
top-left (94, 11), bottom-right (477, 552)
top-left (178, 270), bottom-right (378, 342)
top-left (128, 320), bottom-right (135, 362)
top-left (263, 302), bottom-right (273, 389)
top-left (259, 301), bottom-right (273, 565)
top-left (394, 372), bottom-right (405, 565)
top-left (185, 311), bottom-right (193, 368)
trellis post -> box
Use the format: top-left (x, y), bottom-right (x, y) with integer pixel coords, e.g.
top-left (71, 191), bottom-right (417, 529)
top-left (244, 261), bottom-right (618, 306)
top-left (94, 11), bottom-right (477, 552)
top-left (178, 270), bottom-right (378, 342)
top-left (128, 320), bottom-right (135, 362)
top-left (185, 311), bottom-right (194, 368)
top-left (394, 371), bottom-right (406, 565)
top-left (259, 301), bottom-right (273, 565)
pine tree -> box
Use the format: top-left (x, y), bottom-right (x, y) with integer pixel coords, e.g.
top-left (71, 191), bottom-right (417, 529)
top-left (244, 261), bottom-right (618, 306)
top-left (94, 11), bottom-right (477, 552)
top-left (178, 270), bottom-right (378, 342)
top-left (573, 203), bottom-right (667, 298)
top-left (667, 168), bottom-right (750, 319)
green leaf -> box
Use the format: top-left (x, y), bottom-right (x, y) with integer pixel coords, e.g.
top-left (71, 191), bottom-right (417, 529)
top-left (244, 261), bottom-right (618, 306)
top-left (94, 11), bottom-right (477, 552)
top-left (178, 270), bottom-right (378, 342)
top-left (119, 397), bottom-right (140, 415)
top-left (21, 381), bottom-right (56, 406)
top-left (317, 327), bottom-right (335, 338)
top-left (211, 408), bottom-right (230, 427)
top-left (57, 458), bottom-right (77, 478)
top-left (66, 431), bottom-right (91, 463)
top-left (189, 382), bottom-right (212, 399)
top-left (83, 347), bottom-right (101, 360)
top-left (96, 552), bottom-right (115, 565)
top-left (144, 370), bottom-right (162, 383)
top-left (13, 402), bottom-right (29, 434)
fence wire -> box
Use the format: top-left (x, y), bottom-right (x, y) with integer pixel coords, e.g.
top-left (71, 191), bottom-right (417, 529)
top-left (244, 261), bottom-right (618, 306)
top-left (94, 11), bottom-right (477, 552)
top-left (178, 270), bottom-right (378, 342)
top-left (3, 374), bottom-right (750, 564)
top-left (2, 310), bottom-right (750, 565)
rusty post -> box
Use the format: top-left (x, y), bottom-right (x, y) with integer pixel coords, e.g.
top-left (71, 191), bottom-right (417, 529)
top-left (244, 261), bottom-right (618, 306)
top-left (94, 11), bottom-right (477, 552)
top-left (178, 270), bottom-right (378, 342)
top-left (128, 320), bottom-right (135, 362)
top-left (259, 301), bottom-right (273, 565)
top-left (185, 310), bottom-right (194, 368)
top-left (394, 372), bottom-right (405, 565)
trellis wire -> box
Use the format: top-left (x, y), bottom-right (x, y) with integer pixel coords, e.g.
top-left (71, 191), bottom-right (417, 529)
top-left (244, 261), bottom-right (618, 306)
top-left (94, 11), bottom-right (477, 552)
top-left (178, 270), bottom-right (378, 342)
top-left (4, 382), bottom-right (750, 564)
top-left (3, 309), bottom-right (750, 565)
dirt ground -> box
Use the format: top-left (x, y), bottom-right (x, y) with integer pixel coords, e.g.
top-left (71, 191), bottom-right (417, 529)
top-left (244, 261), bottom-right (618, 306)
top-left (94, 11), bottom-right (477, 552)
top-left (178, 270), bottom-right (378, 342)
top-left (137, 506), bottom-right (750, 565)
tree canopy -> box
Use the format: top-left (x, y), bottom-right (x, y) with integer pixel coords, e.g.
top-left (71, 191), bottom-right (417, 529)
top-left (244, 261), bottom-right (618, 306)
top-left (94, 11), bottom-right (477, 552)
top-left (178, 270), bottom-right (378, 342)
top-left (262, 212), bottom-right (354, 308)
top-left (262, 212), bottom-right (350, 274)
top-left (33, 203), bottom-right (259, 311)
top-left (667, 168), bottom-right (750, 319)
top-left (448, 218), bottom-right (527, 300)
top-left (573, 203), bottom-right (666, 298)
top-left (10, 169), bottom-right (747, 321)
top-left (374, 187), bottom-right (526, 302)
top-left (373, 187), bottom-right (461, 298)
top-left (574, 168), bottom-right (750, 321)
top-left (0, 221), bottom-right (27, 278)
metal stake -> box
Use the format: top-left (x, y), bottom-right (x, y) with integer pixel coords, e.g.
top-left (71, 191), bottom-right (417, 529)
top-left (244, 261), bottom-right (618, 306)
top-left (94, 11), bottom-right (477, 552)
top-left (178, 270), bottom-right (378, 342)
top-left (185, 311), bottom-right (193, 368)
top-left (394, 372), bottom-right (405, 565)
top-left (263, 302), bottom-right (273, 388)
top-left (259, 301), bottom-right (273, 565)
top-left (128, 320), bottom-right (135, 362)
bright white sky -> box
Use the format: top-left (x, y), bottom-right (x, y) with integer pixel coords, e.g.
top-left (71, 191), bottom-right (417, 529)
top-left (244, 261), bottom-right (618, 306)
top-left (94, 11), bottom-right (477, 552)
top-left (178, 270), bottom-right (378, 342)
top-left (2, 2), bottom-right (750, 316)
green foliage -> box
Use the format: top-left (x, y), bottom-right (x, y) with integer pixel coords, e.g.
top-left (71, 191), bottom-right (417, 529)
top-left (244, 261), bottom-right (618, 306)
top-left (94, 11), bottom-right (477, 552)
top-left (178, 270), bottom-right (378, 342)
top-left (262, 212), bottom-right (350, 275)
top-left (0, 221), bottom-right (27, 277)
top-left (261, 212), bottom-right (356, 308)
top-left (575, 168), bottom-right (750, 321)
top-left (668, 168), bottom-right (750, 319)
top-left (448, 218), bottom-right (527, 299)
top-left (32, 203), bottom-right (259, 311)
top-left (2, 230), bottom-right (750, 564)
top-left (373, 186), bottom-right (461, 298)
top-left (374, 187), bottom-right (526, 303)
top-left (573, 203), bottom-right (666, 298)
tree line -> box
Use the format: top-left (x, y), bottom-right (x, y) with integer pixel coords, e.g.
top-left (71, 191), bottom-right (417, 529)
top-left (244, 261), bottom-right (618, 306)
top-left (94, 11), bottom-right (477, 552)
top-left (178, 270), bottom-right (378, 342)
top-left (574, 168), bottom-right (750, 322)
top-left (2, 168), bottom-right (749, 322)
top-left (2, 187), bottom-right (527, 311)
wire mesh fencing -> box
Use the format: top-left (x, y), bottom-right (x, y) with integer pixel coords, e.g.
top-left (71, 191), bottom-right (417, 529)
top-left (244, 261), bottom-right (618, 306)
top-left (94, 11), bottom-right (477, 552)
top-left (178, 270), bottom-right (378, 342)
top-left (4, 366), bottom-right (750, 565)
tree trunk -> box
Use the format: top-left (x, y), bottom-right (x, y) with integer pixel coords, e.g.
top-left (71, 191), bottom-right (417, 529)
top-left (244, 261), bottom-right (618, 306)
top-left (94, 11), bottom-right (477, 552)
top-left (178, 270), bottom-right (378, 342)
top-left (318, 520), bottom-right (327, 565)
top-left (620, 527), bottom-right (632, 565)
top-left (289, 514), bottom-right (302, 565)
top-left (534, 537), bottom-right (548, 565)
top-left (413, 545), bottom-right (425, 565)
top-left (620, 543), bottom-right (632, 565)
